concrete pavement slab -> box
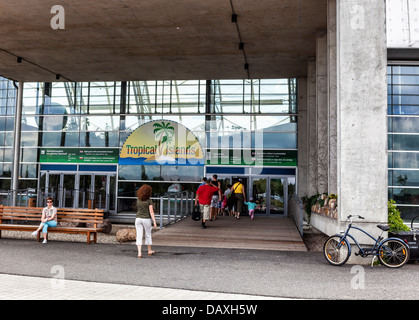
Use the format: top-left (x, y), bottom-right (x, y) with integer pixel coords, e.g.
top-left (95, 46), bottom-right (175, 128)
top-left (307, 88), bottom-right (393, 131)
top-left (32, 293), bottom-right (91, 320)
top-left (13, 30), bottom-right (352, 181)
top-left (1, 238), bottom-right (419, 300)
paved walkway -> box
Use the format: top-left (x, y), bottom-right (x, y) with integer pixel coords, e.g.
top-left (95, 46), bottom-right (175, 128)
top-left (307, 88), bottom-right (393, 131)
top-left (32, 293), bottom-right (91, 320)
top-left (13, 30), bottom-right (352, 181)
top-left (152, 216), bottom-right (306, 251)
top-left (0, 273), bottom-right (281, 300)
top-left (3, 215), bottom-right (419, 301)
top-left (1, 238), bottom-right (419, 300)
top-left (0, 216), bottom-right (303, 301)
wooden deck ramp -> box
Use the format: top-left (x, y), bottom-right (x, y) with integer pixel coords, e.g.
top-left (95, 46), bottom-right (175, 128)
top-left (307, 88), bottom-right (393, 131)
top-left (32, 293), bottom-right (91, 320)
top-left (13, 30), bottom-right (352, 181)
top-left (152, 216), bottom-right (307, 251)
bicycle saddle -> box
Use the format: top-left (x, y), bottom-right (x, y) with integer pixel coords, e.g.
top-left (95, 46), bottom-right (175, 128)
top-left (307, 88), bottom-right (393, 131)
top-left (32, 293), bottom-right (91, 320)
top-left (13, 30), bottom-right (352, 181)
top-left (377, 224), bottom-right (390, 231)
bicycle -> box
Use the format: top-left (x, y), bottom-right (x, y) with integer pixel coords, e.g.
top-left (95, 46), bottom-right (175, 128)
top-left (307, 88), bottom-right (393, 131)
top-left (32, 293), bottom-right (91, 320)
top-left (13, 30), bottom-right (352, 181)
top-left (323, 215), bottom-right (410, 268)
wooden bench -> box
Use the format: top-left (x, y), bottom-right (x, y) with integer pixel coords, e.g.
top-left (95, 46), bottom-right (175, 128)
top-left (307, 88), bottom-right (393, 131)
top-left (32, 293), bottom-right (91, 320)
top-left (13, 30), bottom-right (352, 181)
top-left (0, 206), bottom-right (104, 244)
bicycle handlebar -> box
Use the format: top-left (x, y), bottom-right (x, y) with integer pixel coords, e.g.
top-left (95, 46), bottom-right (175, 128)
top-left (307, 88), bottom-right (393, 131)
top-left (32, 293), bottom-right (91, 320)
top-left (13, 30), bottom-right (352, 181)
top-left (347, 215), bottom-right (365, 220)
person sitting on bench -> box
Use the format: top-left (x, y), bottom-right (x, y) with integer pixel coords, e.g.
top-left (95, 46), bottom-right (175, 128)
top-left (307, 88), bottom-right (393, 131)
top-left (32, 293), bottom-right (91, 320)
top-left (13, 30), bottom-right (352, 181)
top-left (31, 197), bottom-right (57, 244)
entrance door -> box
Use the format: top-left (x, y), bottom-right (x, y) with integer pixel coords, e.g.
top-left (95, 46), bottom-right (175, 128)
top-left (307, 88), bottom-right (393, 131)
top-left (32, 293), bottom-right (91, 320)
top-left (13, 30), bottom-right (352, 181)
top-left (77, 173), bottom-right (115, 211)
top-left (252, 178), bottom-right (267, 215)
top-left (40, 171), bottom-right (116, 212)
top-left (78, 174), bottom-right (92, 209)
top-left (40, 173), bottom-right (62, 206)
top-left (63, 174), bottom-right (76, 208)
top-left (94, 175), bottom-right (107, 210)
top-left (40, 173), bottom-right (76, 208)
top-left (251, 177), bottom-right (290, 217)
top-left (269, 178), bottom-right (286, 215)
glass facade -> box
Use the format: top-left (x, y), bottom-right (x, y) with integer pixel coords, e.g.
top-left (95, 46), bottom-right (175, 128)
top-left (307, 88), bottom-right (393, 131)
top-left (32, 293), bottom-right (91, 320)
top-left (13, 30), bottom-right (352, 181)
top-left (388, 65), bottom-right (419, 221)
top-left (0, 77), bottom-right (298, 214)
top-left (4, 64), bottom-right (418, 220)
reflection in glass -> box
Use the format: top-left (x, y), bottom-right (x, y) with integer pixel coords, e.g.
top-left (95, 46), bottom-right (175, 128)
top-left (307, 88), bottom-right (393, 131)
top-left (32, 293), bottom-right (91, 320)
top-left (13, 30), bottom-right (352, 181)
top-left (270, 178), bottom-right (285, 215)
top-left (0, 163), bottom-right (11, 177)
top-left (388, 134), bottom-right (419, 151)
top-left (388, 66), bottom-right (419, 220)
top-left (0, 117), bottom-right (14, 131)
top-left (252, 178), bottom-right (266, 214)
top-left (389, 117), bottom-right (419, 133)
top-left (20, 164), bottom-right (37, 178)
top-left (253, 132), bottom-right (297, 149)
top-left (118, 165), bottom-right (161, 181)
top-left (0, 178), bottom-right (10, 191)
top-left (20, 132), bottom-right (38, 147)
top-left (20, 148), bottom-right (38, 162)
top-left (252, 116), bottom-right (297, 131)
top-left (79, 174), bottom-right (92, 209)
top-left (0, 133), bottom-right (14, 147)
top-left (389, 187), bottom-right (419, 205)
top-left (80, 116), bottom-right (120, 131)
top-left (42, 132), bottom-right (80, 147)
top-left (161, 165), bottom-right (203, 182)
top-left (79, 132), bottom-right (118, 147)
top-left (389, 152), bottom-right (419, 169)
top-left (389, 170), bottom-right (419, 187)
top-left (63, 175), bottom-right (76, 207)
top-left (18, 180), bottom-right (37, 190)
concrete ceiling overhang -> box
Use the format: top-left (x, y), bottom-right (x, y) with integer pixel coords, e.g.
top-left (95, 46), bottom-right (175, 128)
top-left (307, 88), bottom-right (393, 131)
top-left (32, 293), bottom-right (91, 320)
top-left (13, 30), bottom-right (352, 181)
top-left (0, 0), bottom-right (327, 82)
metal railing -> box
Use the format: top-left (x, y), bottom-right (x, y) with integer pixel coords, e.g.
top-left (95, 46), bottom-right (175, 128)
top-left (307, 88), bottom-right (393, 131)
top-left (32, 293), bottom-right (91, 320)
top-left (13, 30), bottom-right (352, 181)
top-left (158, 191), bottom-right (194, 229)
top-left (288, 194), bottom-right (304, 237)
top-left (3, 189), bottom-right (37, 207)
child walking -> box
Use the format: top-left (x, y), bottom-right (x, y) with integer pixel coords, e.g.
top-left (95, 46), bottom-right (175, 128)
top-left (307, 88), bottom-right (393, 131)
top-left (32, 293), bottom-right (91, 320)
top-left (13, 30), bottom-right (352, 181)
top-left (244, 197), bottom-right (257, 220)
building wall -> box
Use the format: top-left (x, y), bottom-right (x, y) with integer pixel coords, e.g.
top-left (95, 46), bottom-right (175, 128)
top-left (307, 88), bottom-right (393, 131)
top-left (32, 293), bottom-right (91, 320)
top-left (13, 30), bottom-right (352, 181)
top-left (0, 78), bottom-right (298, 214)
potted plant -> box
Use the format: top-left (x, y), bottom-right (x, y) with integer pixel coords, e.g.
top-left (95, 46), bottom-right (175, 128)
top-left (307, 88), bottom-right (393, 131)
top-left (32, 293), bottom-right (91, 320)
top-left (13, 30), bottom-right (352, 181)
top-left (387, 199), bottom-right (409, 233)
top-left (387, 199), bottom-right (419, 261)
top-left (301, 192), bottom-right (320, 223)
top-left (328, 193), bottom-right (337, 209)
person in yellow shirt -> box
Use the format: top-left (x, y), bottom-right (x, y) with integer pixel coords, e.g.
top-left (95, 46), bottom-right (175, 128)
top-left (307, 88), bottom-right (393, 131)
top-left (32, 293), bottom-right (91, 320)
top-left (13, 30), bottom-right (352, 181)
top-left (231, 179), bottom-right (246, 219)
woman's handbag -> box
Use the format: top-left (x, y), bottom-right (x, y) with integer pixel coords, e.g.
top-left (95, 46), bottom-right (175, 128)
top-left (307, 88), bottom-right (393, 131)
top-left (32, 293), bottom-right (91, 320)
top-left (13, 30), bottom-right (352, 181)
top-left (191, 205), bottom-right (201, 221)
top-left (227, 183), bottom-right (240, 206)
top-left (227, 192), bottom-right (235, 207)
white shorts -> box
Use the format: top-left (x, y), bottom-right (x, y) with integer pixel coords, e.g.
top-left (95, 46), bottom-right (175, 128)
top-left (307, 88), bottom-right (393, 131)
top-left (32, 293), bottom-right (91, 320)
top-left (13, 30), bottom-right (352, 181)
top-left (135, 218), bottom-right (152, 245)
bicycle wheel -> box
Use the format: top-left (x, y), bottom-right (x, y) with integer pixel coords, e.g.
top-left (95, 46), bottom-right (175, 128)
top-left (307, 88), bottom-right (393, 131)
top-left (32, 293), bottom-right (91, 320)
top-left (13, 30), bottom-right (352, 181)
top-left (378, 239), bottom-right (410, 268)
top-left (323, 235), bottom-right (351, 266)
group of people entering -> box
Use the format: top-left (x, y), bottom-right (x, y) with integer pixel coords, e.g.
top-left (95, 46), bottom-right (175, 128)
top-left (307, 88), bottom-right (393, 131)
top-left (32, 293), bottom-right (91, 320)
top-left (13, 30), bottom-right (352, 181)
top-left (32, 177), bottom-right (257, 256)
top-left (195, 175), bottom-right (257, 229)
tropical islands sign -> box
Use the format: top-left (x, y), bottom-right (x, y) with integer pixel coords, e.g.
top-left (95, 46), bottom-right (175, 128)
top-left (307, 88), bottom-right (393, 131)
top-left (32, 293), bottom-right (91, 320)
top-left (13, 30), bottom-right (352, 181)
top-left (119, 120), bottom-right (204, 166)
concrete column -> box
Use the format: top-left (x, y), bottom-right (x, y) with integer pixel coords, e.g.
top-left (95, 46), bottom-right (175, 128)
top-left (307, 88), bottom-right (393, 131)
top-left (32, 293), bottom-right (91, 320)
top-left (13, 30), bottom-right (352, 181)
top-left (297, 77), bottom-right (308, 198)
top-left (316, 31), bottom-right (329, 194)
top-left (307, 57), bottom-right (318, 196)
top-left (328, 0), bottom-right (338, 195)
top-left (11, 81), bottom-right (24, 206)
top-left (336, 0), bottom-right (387, 236)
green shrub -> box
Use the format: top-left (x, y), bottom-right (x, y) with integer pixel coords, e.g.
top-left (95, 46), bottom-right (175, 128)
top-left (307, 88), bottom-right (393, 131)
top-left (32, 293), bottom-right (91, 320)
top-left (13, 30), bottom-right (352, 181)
top-left (301, 193), bottom-right (320, 222)
top-left (388, 199), bottom-right (409, 232)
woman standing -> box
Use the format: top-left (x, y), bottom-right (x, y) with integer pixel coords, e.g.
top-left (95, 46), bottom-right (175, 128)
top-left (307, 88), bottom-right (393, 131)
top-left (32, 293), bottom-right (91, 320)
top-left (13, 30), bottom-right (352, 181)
top-left (31, 197), bottom-right (57, 244)
top-left (135, 184), bottom-right (157, 258)
top-left (232, 179), bottom-right (246, 219)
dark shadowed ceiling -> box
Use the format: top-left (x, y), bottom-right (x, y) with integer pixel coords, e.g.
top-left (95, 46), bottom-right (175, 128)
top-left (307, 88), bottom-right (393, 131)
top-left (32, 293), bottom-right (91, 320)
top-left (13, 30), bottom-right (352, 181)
top-left (0, 0), bottom-right (327, 82)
